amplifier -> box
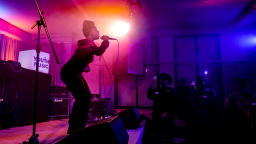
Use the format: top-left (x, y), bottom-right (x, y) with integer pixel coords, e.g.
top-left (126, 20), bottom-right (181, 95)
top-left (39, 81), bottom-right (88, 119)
top-left (89, 98), bottom-right (113, 113)
top-left (50, 86), bottom-right (69, 98)
top-left (48, 98), bottom-right (69, 117)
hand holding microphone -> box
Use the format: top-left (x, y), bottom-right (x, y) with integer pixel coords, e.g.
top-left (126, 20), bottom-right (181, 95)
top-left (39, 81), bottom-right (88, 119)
top-left (100, 35), bottom-right (117, 40)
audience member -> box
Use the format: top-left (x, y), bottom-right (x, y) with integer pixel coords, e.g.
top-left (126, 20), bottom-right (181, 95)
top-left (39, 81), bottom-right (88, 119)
top-left (248, 80), bottom-right (256, 144)
top-left (188, 76), bottom-right (217, 144)
top-left (147, 73), bottom-right (177, 143)
top-left (176, 78), bottom-right (189, 121)
top-left (223, 76), bottom-right (251, 144)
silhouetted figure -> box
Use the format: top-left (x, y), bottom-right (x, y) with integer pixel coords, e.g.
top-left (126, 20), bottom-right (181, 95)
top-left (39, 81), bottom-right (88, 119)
top-left (61, 20), bottom-right (109, 134)
top-left (176, 78), bottom-right (189, 121)
top-left (247, 80), bottom-right (256, 144)
top-left (188, 76), bottom-right (217, 144)
top-left (249, 92), bottom-right (256, 144)
top-left (147, 73), bottom-right (177, 143)
top-left (224, 76), bottom-right (251, 144)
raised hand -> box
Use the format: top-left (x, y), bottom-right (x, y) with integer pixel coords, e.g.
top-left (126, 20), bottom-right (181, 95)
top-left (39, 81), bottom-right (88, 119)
top-left (151, 80), bottom-right (156, 89)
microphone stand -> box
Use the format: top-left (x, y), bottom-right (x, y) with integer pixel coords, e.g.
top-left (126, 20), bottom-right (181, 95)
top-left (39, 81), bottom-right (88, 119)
top-left (98, 55), bottom-right (112, 120)
top-left (23, 0), bottom-right (59, 143)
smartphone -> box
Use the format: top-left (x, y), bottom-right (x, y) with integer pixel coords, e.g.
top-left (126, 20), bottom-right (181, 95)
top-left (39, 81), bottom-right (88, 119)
top-left (153, 76), bottom-right (157, 87)
top-left (191, 81), bottom-right (195, 86)
top-left (153, 76), bottom-right (157, 81)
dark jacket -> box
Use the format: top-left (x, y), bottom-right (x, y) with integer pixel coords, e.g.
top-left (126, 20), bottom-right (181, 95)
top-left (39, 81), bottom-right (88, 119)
top-left (63, 39), bottom-right (109, 74)
top-left (147, 87), bottom-right (177, 117)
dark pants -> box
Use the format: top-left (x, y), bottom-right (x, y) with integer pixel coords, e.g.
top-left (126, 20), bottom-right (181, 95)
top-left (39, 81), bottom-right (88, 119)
top-left (152, 112), bottom-right (174, 144)
top-left (192, 110), bottom-right (214, 144)
top-left (223, 115), bottom-right (251, 144)
top-left (61, 65), bottom-right (91, 128)
top-left (251, 119), bottom-right (256, 144)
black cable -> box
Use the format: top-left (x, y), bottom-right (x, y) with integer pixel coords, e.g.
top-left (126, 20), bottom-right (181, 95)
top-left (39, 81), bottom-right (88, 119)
top-left (0, 83), bottom-right (4, 127)
top-left (101, 55), bottom-right (112, 99)
top-left (108, 40), bottom-right (119, 98)
top-left (1, 61), bottom-right (22, 128)
top-left (0, 61), bottom-right (6, 74)
top-left (122, 0), bottom-right (132, 17)
top-left (7, 66), bottom-right (22, 114)
top-left (0, 61), bottom-right (6, 127)
top-left (103, 61), bottom-right (107, 98)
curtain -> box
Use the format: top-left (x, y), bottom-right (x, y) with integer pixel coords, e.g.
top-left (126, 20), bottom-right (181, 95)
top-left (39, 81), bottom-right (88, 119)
top-left (0, 30), bottom-right (65, 86)
top-left (0, 32), bottom-right (30, 61)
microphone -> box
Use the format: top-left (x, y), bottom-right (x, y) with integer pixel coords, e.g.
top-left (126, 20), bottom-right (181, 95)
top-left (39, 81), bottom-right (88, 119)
top-left (100, 36), bottom-right (117, 40)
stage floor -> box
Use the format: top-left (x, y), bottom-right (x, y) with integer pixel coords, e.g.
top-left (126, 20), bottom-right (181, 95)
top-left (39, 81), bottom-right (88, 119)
top-left (0, 118), bottom-right (146, 144)
top-left (0, 119), bottom-right (69, 144)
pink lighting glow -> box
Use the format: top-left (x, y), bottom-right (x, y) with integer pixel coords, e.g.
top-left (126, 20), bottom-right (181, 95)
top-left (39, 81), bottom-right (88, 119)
top-left (111, 21), bottom-right (130, 36)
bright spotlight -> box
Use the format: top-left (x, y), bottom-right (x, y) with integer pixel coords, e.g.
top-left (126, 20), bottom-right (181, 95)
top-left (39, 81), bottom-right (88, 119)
top-left (204, 70), bottom-right (208, 75)
top-left (112, 21), bottom-right (130, 36)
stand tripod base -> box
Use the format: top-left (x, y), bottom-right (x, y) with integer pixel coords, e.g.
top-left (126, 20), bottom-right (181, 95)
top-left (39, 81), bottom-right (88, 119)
top-left (23, 134), bottom-right (40, 144)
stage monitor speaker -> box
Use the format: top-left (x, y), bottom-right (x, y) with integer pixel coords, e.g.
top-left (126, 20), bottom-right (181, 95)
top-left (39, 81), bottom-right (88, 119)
top-left (57, 115), bottom-right (129, 144)
top-left (118, 107), bottom-right (141, 129)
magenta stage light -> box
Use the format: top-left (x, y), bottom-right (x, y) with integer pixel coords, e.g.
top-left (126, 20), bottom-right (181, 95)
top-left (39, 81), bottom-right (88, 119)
top-left (111, 21), bottom-right (130, 36)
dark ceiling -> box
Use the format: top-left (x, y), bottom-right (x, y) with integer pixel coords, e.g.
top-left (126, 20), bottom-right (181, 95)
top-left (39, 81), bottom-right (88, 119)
top-left (1, 0), bottom-right (256, 37)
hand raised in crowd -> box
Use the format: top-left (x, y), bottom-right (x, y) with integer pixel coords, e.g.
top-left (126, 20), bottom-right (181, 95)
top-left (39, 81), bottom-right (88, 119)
top-left (151, 80), bottom-right (157, 89)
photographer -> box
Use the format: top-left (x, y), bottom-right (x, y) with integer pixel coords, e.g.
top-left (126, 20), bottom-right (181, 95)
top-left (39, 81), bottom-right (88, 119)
top-left (147, 73), bottom-right (177, 143)
top-left (224, 76), bottom-right (251, 144)
top-left (188, 76), bottom-right (217, 144)
top-left (176, 78), bottom-right (189, 121)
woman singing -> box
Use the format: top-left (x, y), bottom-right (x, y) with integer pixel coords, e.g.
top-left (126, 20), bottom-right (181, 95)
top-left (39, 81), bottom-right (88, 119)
top-left (61, 20), bottom-right (109, 134)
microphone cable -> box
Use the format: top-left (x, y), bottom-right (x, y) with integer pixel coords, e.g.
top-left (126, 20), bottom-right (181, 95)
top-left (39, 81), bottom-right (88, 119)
top-left (108, 39), bottom-right (119, 99)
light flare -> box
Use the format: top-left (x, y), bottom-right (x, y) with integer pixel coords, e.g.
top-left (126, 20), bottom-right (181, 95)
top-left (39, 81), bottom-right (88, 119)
top-left (111, 21), bottom-right (130, 36)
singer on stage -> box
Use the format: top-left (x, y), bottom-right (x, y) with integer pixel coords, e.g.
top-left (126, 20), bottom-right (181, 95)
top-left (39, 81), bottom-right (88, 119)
top-left (61, 20), bottom-right (109, 134)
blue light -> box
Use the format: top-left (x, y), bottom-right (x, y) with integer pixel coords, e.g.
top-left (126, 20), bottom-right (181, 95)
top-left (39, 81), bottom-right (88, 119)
top-left (238, 35), bottom-right (256, 49)
top-left (204, 71), bottom-right (208, 75)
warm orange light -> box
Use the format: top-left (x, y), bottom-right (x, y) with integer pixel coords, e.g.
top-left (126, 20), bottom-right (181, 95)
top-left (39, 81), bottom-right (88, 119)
top-left (111, 21), bottom-right (130, 36)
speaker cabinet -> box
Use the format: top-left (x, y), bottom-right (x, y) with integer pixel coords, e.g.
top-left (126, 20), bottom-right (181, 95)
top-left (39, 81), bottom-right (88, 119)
top-left (112, 41), bottom-right (143, 75)
top-left (50, 86), bottom-right (69, 98)
top-left (48, 98), bottom-right (69, 117)
top-left (2, 68), bottom-right (51, 128)
top-left (57, 115), bottom-right (129, 144)
top-left (118, 107), bottom-right (141, 129)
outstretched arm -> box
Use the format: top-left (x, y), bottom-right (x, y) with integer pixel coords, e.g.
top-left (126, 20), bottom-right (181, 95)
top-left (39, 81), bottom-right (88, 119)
top-left (94, 40), bottom-right (109, 56)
